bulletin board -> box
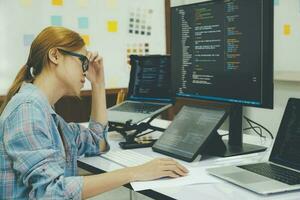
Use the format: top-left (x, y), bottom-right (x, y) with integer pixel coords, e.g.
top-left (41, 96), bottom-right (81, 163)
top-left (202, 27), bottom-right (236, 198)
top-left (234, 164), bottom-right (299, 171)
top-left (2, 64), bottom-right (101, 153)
top-left (0, 0), bottom-right (166, 95)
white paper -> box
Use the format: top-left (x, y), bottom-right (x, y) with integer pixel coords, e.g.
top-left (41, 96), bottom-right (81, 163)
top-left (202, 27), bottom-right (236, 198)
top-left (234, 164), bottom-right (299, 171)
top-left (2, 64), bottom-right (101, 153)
top-left (130, 166), bottom-right (220, 191)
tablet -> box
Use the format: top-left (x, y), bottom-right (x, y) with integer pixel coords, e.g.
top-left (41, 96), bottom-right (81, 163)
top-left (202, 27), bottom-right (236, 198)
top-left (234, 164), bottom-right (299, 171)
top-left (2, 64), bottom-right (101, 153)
top-left (152, 105), bottom-right (228, 162)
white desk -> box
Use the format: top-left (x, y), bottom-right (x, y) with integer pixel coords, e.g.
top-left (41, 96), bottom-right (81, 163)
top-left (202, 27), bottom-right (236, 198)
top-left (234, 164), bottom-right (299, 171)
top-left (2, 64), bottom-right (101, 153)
top-left (78, 119), bottom-right (300, 200)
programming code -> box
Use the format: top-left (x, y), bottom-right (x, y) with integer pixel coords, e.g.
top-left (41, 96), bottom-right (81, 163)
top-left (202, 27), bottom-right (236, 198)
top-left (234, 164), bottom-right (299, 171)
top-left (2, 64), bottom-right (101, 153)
top-left (130, 55), bottom-right (172, 100)
top-left (172, 0), bottom-right (263, 105)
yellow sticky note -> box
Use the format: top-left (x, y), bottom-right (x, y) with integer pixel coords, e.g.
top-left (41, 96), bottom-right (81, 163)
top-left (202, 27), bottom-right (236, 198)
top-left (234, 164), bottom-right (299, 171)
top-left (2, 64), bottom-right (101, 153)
top-left (283, 24), bottom-right (291, 36)
top-left (81, 35), bottom-right (90, 46)
top-left (20, 0), bottom-right (32, 6)
top-left (107, 21), bottom-right (118, 32)
top-left (52, 0), bottom-right (63, 6)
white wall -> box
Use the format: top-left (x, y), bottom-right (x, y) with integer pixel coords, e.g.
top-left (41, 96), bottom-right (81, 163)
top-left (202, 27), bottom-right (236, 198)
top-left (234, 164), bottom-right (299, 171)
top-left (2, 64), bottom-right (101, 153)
top-left (0, 0), bottom-right (166, 94)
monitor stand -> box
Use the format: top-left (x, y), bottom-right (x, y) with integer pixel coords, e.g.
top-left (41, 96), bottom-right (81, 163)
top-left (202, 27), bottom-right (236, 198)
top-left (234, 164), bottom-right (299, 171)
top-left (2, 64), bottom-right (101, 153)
top-left (108, 113), bottom-right (165, 149)
top-left (203, 104), bottom-right (267, 157)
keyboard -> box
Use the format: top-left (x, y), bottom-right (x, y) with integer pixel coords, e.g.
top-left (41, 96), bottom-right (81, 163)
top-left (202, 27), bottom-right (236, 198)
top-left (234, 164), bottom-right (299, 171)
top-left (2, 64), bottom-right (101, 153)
top-left (239, 163), bottom-right (300, 185)
top-left (111, 102), bottom-right (165, 114)
top-left (100, 150), bottom-right (154, 167)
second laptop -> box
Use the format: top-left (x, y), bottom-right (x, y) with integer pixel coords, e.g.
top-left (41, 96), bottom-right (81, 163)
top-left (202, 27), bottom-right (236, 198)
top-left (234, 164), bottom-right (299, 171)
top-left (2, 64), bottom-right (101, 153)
top-left (108, 55), bottom-right (173, 125)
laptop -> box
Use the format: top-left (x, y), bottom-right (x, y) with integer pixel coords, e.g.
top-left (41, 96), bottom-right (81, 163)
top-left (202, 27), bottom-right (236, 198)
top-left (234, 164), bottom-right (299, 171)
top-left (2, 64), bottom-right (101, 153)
top-left (207, 98), bottom-right (300, 195)
top-left (108, 55), bottom-right (173, 124)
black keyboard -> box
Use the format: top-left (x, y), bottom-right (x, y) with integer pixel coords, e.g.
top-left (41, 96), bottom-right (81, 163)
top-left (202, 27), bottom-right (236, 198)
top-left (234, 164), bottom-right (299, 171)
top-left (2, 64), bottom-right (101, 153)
top-left (239, 163), bottom-right (300, 185)
top-left (111, 102), bottom-right (166, 114)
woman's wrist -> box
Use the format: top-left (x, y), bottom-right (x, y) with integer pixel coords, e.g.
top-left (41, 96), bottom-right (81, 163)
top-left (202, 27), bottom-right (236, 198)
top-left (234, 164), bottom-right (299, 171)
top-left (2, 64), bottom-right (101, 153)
top-left (91, 82), bottom-right (105, 89)
top-left (124, 167), bottom-right (138, 182)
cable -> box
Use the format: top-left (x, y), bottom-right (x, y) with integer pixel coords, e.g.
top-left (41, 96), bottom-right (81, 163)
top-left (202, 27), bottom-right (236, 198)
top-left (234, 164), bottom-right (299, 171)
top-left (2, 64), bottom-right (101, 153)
top-left (244, 117), bottom-right (265, 138)
top-left (243, 121), bottom-right (265, 139)
top-left (221, 126), bottom-right (265, 138)
top-left (244, 126), bottom-right (265, 138)
top-left (243, 116), bottom-right (274, 139)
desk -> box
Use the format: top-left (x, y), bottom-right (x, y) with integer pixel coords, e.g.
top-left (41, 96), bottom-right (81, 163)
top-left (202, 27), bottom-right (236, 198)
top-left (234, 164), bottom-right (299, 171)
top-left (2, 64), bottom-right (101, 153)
top-left (78, 119), bottom-right (300, 200)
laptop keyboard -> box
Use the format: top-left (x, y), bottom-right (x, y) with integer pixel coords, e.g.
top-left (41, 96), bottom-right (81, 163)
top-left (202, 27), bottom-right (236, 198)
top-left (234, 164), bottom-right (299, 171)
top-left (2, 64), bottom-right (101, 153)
top-left (111, 102), bottom-right (166, 114)
top-left (239, 163), bottom-right (300, 185)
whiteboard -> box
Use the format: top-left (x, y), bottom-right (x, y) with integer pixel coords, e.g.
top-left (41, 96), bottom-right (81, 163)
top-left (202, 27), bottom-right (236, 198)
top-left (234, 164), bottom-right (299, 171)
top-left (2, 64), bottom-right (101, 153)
top-left (0, 0), bottom-right (166, 95)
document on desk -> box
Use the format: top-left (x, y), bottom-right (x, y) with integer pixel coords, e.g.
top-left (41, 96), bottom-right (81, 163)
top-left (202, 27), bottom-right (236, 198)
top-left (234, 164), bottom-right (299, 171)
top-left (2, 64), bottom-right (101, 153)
top-left (130, 166), bottom-right (221, 191)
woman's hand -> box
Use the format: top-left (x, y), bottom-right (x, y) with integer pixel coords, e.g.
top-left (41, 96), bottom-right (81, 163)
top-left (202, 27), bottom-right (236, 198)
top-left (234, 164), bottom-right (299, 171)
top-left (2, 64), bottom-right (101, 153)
top-left (129, 158), bottom-right (189, 181)
top-left (86, 51), bottom-right (105, 87)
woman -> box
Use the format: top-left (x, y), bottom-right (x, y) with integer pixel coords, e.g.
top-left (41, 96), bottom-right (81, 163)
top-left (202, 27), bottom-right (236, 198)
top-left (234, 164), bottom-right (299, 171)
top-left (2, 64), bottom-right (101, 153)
top-left (0, 26), bottom-right (188, 199)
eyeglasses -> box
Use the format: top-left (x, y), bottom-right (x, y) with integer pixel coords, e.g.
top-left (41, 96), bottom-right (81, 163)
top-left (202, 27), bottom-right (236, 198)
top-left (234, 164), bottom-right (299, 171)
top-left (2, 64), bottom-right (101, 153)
top-left (58, 48), bottom-right (89, 72)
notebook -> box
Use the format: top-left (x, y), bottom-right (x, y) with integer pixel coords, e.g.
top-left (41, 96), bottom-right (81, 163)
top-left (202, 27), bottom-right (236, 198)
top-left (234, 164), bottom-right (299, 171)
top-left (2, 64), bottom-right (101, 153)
top-left (207, 98), bottom-right (300, 195)
top-left (108, 55), bottom-right (173, 125)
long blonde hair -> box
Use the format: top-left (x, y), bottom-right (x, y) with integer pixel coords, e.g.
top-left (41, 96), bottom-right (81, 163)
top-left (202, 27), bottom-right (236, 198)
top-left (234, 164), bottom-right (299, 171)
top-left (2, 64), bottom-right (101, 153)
top-left (0, 26), bottom-right (85, 114)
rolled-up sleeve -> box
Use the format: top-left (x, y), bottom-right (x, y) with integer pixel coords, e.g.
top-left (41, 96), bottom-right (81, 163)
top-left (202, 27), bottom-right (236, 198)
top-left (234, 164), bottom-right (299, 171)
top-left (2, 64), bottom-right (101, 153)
top-left (68, 118), bottom-right (110, 157)
top-left (3, 102), bottom-right (83, 200)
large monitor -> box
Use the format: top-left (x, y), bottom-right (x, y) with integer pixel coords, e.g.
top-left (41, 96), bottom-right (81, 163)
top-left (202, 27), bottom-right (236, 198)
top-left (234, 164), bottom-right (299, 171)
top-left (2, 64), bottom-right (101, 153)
top-left (171, 0), bottom-right (274, 156)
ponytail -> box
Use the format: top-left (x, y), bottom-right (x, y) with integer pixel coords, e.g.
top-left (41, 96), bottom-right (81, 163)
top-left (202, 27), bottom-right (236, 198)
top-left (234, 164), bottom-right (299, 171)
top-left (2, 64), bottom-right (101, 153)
top-left (0, 65), bottom-right (33, 115)
top-left (0, 26), bottom-right (85, 115)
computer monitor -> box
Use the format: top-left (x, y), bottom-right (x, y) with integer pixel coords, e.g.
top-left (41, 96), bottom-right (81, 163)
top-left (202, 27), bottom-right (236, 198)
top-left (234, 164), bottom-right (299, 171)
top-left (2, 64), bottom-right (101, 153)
top-left (171, 0), bottom-right (273, 156)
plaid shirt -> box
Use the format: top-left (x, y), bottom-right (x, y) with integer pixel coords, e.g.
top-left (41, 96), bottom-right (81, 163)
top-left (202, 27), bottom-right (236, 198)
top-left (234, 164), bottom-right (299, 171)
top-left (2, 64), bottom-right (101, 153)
top-left (0, 83), bottom-right (109, 199)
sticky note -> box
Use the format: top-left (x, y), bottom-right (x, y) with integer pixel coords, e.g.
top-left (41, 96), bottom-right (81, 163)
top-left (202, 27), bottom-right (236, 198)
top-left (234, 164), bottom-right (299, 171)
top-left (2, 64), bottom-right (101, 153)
top-left (78, 17), bottom-right (89, 29)
top-left (78, 0), bottom-right (88, 7)
top-left (51, 16), bottom-right (62, 26)
top-left (274, 0), bottom-right (279, 5)
top-left (20, 0), bottom-right (32, 6)
top-left (283, 24), bottom-right (291, 36)
top-left (107, 21), bottom-right (118, 32)
top-left (81, 35), bottom-right (90, 46)
top-left (52, 0), bottom-right (63, 6)
top-left (23, 34), bottom-right (35, 46)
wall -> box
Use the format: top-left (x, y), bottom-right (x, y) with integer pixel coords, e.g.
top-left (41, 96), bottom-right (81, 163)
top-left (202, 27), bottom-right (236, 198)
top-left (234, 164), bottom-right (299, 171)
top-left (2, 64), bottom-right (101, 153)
top-left (0, 0), bottom-right (166, 94)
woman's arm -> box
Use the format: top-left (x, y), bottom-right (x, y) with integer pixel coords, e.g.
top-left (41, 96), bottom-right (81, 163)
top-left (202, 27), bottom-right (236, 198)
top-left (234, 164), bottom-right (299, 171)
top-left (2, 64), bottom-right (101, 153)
top-left (82, 167), bottom-right (132, 199)
top-left (90, 83), bottom-right (107, 125)
top-left (86, 52), bottom-right (108, 152)
top-left (91, 83), bottom-right (107, 152)
top-left (82, 158), bottom-right (189, 199)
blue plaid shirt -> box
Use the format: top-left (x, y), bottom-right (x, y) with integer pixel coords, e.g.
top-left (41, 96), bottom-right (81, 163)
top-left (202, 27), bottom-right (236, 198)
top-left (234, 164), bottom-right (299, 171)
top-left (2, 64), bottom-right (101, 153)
top-left (0, 83), bottom-right (109, 199)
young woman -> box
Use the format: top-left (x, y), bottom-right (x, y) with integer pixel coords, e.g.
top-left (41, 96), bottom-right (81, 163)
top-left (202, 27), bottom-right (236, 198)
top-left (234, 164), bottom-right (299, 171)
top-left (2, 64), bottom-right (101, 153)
top-left (0, 26), bottom-right (188, 199)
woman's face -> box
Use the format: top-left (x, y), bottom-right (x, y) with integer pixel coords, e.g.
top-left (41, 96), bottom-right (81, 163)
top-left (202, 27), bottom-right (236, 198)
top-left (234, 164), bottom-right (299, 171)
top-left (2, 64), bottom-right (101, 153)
top-left (56, 47), bottom-right (88, 97)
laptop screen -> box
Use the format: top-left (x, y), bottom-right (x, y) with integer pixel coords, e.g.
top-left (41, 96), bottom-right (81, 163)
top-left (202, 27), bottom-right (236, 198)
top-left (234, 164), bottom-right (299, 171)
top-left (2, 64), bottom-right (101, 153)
top-left (270, 98), bottom-right (300, 171)
top-left (127, 55), bottom-right (173, 103)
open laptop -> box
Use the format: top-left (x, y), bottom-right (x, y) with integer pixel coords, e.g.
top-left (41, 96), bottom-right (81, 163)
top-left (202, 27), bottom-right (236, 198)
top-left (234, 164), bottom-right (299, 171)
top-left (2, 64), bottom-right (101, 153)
top-left (207, 98), bottom-right (300, 195)
top-left (108, 55), bottom-right (173, 124)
